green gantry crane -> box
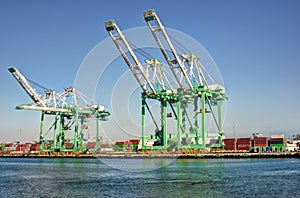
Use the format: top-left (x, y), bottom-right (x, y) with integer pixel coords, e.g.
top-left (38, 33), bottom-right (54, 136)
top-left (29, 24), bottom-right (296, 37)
top-left (106, 9), bottom-right (227, 151)
top-left (8, 67), bottom-right (110, 152)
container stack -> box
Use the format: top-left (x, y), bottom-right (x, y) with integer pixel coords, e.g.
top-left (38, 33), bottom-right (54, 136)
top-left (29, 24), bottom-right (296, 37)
top-left (128, 139), bottom-right (140, 152)
top-left (223, 138), bottom-right (237, 150)
top-left (253, 137), bottom-right (268, 147)
top-left (114, 141), bottom-right (125, 151)
top-left (209, 139), bottom-right (219, 145)
top-left (64, 142), bottom-right (74, 150)
top-left (252, 137), bottom-right (269, 152)
top-left (16, 144), bottom-right (25, 153)
top-left (4, 143), bottom-right (15, 154)
top-left (270, 137), bottom-right (286, 151)
top-left (237, 138), bottom-right (251, 150)
top-left (86, 142), bottom-right (96, 150)
top-left (30, 142), bottom-right (40, 153)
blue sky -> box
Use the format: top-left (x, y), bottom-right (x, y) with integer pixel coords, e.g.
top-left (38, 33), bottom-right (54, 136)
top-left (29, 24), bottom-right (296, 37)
top-left (0, 0), bottom-right (299, 142)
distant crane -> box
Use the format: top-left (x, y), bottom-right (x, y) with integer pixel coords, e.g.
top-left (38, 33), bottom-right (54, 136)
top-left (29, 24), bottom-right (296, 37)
top-left (8, 67), bottom-right (110, 152)
top-left (105, 9), bottom-right (227, 151)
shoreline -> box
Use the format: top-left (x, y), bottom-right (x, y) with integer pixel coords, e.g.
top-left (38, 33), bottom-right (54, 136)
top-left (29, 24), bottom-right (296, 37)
top-left (0, 152), bottom-right (299, 159)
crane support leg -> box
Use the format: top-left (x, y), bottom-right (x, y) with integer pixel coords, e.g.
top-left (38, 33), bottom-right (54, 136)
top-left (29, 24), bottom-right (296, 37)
top-left (53, 114), bottom-right (58, 150)
top-left (96, 117), bottom-right (99, 150)
top-left (201, 92), bottom-right (206, 148)
top-left (161, 99), bottom-right (167, 148)
top-left (177, 100), bottom-right (181, 149)
top-left (39, 112), bottom-right (45, 152)
top-left (141, 94), bottom-right (146, 149)
top-left (194, 96), bottom-right (199, 145)
top-left (59, 115), bottom-right (65, 152)
top-left (217, 100), bottom-right (223, 145)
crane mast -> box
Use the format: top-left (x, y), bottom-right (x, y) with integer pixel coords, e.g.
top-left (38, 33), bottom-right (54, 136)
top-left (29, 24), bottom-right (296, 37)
top-left (144, 9), bottom-right (194, 91)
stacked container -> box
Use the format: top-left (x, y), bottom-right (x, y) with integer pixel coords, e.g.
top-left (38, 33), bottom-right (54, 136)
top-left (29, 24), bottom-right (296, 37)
top-left (30, 143), bottom-right (40, 153)
top-left (64, 142), bottom-right (74, 150)
top-left (4, 143), bottom-right (15, 154)
top-left (252, 137), bottom-right (269, 152)
top-left (129, 139), bottom-right (140, 152)
top-left (237, 138), bottom-right (251, 151)
top-left (86, 142), bottom-right (96, 150)
top-left (270, 137), bottom-right (286, 152)
top-left (223, 138), bottom-right (237, 150)
top-left (114, 141), bottom-right (125, 151)
top-left (16, 144), bottom-right (26, 152)
top-left (209, 139), bottom-right (219, 145)
top-left (253, 137), bottom-right (268, 147)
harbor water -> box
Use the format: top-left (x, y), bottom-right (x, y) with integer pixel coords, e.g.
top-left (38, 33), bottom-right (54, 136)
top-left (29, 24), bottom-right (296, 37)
top-left (0, 157), bottom-right (299, 197)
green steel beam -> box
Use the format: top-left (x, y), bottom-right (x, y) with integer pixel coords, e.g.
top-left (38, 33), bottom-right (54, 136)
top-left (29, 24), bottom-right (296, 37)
top-left (177, 100), bottom-right (181, 149)
top-left (74, 112), bottom-right (79, 150)
top-left (201, 91), bottom-right (206, 148)
top-left (96, 116), bottom-right (99, 150)
top-left (145, 101), bottom-right (159, 131)
top-left (59, 115), bottom-right (64, 151)
top-left (53, 113), bottom-right (58, 150)
top-left (162, 99), bottom-right (167, 148)
top-left (141, 94), bottom-right (146, 149)
top-left (39, 112), bottom-right (45, 152)
top-left (194, 96), bottom-right (199, 145)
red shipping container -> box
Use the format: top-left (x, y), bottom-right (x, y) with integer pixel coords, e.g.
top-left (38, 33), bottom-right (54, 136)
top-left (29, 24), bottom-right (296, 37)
top-left (16, 145), bottom-right (25, 152)
top-left (253, 137), bottom-right (268, 147)
top-left (64, 142), bottom-right (74, 146)
top-left (270, 138), bottom-right (284, 141)
top-left (100, 143), bottom-right (109, 147)
top-left (129, 139), bottom-right (140, 144)
top-left (115, 142), bottom-right (124, 145)
top-left (86, 142), bottom-right (96, 149)
top-left (224, 138), bottom-right (237, 141)
top-left (238, 138), bottom-right (251, 142)
top-left (237, 146), bottom-right (250, 150)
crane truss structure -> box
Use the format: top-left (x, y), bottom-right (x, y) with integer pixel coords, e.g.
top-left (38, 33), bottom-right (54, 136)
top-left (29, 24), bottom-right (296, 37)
top-left (9, 67), bottom-right (110, 152)
top-left (106, 9), bottom-right (227, 150)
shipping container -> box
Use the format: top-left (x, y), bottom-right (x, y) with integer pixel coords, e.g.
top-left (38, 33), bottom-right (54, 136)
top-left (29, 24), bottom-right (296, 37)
top-left (99, 143), bottom-right (109, 148)
top-left (129, 139), bottom-right (140, 144)
top-left (271, 134), bottom-right (284, 138)
top-left (115, 141), bottom-right (124, 145)
top-left (223, 138), bottom-right (237, 150)
top-left (237, 146), bottom-right (250, 150)
top-left (253, 137), bottom-right (268, 147)
top-left (86, 142), bottom-right (96, 149)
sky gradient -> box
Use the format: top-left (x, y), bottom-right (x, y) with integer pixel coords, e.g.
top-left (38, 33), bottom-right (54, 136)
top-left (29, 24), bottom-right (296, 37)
top-left (0, 0), bottom-right (299, 142)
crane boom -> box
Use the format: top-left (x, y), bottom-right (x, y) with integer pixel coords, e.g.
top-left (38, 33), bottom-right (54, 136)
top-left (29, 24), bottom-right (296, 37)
top-left (16, 105), bottom-right (71, 113)
top-left (105, 20), bottom-right (157, 96)
top-left (8, 67), bottom-right (46, 106)
top-left (144, 9), bottom-right (194, 91)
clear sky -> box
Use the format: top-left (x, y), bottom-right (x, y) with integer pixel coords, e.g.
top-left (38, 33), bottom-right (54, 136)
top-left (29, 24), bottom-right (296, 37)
top-left (0, 0), bottom-right (299, 142)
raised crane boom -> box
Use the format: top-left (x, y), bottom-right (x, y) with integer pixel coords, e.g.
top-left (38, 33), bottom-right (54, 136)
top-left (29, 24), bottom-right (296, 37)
top-left (144, 9), bottom-right (194, 91)
top-left (8, 67), bottom-right (46, 106)
top-left (105, 20), bottom-right (157, 96)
